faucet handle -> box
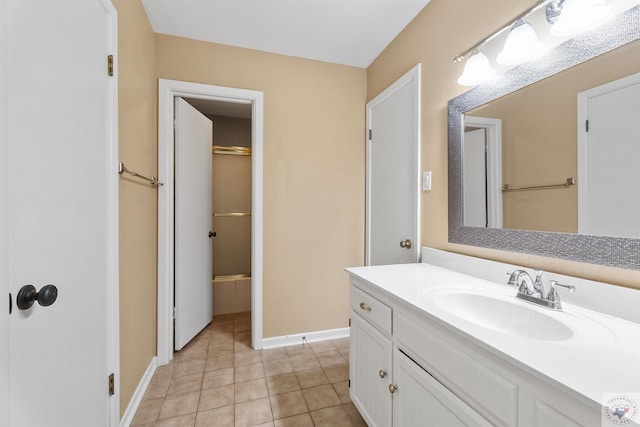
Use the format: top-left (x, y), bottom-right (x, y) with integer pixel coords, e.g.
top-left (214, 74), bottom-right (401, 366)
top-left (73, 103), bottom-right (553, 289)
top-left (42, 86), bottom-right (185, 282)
top-left (546, 280), bottom-right (576, 307)
top-left (534, 269), bottom-right (544, 283)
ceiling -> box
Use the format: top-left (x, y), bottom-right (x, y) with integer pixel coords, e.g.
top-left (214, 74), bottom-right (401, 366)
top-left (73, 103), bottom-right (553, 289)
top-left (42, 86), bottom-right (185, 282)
top-left (141, 0), bottom-right (431, 68)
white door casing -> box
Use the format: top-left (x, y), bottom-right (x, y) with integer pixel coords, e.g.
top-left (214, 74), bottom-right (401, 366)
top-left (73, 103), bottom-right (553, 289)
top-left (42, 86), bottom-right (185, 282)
top-left (174, 98), bottom-right (214, 350)
top-left (2, 0), bottom-right (119, 425)
top-left (462, 116), bottom-right (503, 229)
top-left (366, 64), bottom-right (421, 266)
top-left (577, 72), bottom-right (640, 238)
top-left (463, 129), bottom-right (488, 228)
top-left (158, 79), bottom-right (264, 363)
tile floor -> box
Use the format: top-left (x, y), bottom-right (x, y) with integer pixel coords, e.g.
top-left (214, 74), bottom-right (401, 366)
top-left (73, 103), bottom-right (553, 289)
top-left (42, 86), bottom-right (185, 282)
top-left (131, 312), bottom-right (367, 427)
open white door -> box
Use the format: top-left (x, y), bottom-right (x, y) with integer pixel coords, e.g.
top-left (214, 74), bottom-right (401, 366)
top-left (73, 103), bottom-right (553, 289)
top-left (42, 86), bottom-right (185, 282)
top-left (2, 0), bottom-right (118, 425)
top-left (174, 98), bottom-right (214, 350)
top-left (366, 65), bottom-right (421, 266)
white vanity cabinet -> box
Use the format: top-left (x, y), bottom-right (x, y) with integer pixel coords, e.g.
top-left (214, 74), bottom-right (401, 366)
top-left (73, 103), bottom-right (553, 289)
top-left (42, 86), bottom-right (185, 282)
top-left (349, 275), bottom-right (605, 427)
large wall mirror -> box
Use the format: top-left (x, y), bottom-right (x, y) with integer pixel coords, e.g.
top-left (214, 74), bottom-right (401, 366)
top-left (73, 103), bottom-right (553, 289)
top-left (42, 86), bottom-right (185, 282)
top-left (448, 4), bottom-right (640, 270)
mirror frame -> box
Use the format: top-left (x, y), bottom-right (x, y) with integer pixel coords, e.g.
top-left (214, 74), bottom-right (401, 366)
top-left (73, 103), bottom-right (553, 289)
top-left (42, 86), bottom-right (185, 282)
top-left (448, 5), bottom-right (640, 270)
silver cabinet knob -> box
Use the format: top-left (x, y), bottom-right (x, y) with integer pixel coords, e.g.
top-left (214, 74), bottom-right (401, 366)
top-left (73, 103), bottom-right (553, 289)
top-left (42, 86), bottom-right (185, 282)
top-left (399, 239), bottom-right (413, 249)
top-left (388, 384), bottom-right (397, 393)
top-left (379, 370), bottom-right (387, 378)
top-left (359, 302), bottom-right (372, 312)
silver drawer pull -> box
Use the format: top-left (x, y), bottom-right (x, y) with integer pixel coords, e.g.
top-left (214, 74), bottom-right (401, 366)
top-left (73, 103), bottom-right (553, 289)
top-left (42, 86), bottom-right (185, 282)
top-left (388, 384), bottom-right (397, 393)
top-left (359, 302), bottom-right (372, 312)
top-left (379, 370), bottom-right (387, 378)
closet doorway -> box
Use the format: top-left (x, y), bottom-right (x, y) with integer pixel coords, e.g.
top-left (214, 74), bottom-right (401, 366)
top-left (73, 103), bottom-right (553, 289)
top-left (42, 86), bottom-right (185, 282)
top-left (158, 79), bottom-right (264, 364)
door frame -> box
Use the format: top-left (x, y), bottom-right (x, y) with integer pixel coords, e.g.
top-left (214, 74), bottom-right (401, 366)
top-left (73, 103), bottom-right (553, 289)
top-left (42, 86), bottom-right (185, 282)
top-left (577, 71), bottom-right (640, 235)
top-left (0, 1), bottom-right (120, 424)
top-left (463, 116), bottom-right (503, 229)
top-left (365, 64), bottom-right (421, 265)
top-left (157, 79), bottom-right (264, 364)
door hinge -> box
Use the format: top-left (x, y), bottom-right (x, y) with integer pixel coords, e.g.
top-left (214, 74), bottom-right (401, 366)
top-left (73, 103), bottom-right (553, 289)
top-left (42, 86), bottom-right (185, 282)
top-left (173, 307), bottom-right (176, 320)
top-left (585, 119), bottom-right (589, 132)
top-left (368, 129), bottom-right (372, 140)
top-left (348, 318), bottom-right (351, 327)
top-left (348, 379), bottom-right (351, 388)
top-left (108, 373), bottom-right (115, 396)
top-left (107, 55), bottom-right (114, 77)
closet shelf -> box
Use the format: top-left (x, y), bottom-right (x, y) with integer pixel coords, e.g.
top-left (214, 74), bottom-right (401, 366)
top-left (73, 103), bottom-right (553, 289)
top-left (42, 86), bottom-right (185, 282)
top-left (213, 212), bottom-right (251, 217)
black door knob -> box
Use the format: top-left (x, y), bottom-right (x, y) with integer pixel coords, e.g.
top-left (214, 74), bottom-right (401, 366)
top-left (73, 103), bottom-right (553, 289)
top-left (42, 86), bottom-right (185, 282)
top-left (208, 231), bottom-right (216, 238)
top-left (16, 284), bottom-right (58, 310)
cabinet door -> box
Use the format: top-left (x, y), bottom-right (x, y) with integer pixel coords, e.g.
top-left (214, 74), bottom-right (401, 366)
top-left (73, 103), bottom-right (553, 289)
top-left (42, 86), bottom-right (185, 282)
top-left (350, 312), bottom-right (393, 427)
top-left (393, 349), bottom-right (492, 427)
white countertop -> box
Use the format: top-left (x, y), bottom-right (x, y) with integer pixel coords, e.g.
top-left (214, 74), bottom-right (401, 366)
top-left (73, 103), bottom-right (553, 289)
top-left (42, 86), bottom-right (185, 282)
top-left (346, 263), bottom-right (640, 407)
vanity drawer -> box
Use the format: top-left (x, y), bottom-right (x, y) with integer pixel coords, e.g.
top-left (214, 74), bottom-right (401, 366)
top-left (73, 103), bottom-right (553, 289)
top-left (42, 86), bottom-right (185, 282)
top-left (351, 284), bottom-right (392, 336)
top-left (395, 311), bottom-right (518, 427)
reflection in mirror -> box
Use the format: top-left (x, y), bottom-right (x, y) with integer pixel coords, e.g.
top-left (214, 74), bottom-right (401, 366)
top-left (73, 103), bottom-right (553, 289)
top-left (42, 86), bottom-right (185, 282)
top-left (448, 5), bottom-right (640, 270)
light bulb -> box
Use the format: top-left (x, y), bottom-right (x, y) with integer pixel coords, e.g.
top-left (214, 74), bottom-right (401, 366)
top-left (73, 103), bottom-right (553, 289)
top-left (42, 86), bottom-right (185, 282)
top-left (457, 52), bottom-right (496, 86)
top-left (497, 20), bottom-right (545, 65)
top-left (551, 0), bottom-right (617, 37)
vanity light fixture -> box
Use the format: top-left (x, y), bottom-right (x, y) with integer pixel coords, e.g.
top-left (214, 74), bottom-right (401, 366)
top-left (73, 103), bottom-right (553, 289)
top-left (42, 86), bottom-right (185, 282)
top-left (496, 19), bottom-right (545, 65)
top-left (548, 0), bottom-right (617, 36)
top-left (457, 52), bottom-right (497, 86)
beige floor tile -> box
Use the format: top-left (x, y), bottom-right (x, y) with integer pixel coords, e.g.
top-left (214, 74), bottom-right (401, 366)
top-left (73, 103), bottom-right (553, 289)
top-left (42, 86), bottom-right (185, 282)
top-left (284, 344), bottom-right (314, 357)
top-left (158, 391), bottom-right (200, 420)
top-left (234, 397), bottom-right (273, 427)
top-left (235, 362), bottom-right (265, 382)
top-left (155, 413), bottom-right (197, 427)
top-left (199, 384), bottom-right (235, 412)
top-left (178, 342), bottom-right (209, 363)
top-left (252, 423), bottom-right (274, 427)
top-left (235, 351), bottom-right (263, 367)
top-left (333, 380), bottom-right (351, 404)
top-left (208, 342), bottom-right (235, 358)
top-left (235, 378), bottom-right (269, 403)
top-left (261, 347), bottom-right (288, 362)
top-left (202, 367), bottom-right (234, 389)
top-left (167, 373), bottom-right (203, 396)
top-left (343, 402), bottom-right (368, 427)
top-left (289, 354), bottom-right (321, 372)
top-left (263, 357), bottom-right (294, 377)
top-left (273, 413), bottom-right (314, 427)
top-left (234, 321), bottom-right (251, 332)
top-left (323, 363), bottom-right (349, 383)
top-left (195, 405), bottom-right (235, 427)
top-left (316, 350), bottom-right (346, 367)
top-left (175, 359), bottom-right (206, 378)
top-left (302, 384), bottom-right (341, 411)
top-left (206, 354), bottom-right (235, 372)
top-left (310, 405), bottom-right (353, 427)
top-left (269, 390), bottom-right (309, 420)
top-left (143, 375), bottom-right (171, 400)
top-left (309, 340), bottom-right (336, 354)
top-left (295, 368), bottom-right (330, 389)
top-left (131, 397), bottom-right (163, 425)
top-left (266, 373), bottom-right (301, 396)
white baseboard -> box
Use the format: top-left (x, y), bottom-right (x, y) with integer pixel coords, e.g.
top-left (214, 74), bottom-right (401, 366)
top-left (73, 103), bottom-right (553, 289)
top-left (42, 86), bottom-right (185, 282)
top-left (120, 356), bottom-right (158, 427)
top-left (262, 327), bottom-right (350, 350)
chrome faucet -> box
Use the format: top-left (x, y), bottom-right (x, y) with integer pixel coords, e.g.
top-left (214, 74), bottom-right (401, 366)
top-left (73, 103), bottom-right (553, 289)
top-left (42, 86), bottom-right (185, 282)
top-left (506, 269), bottom-right (575, 310)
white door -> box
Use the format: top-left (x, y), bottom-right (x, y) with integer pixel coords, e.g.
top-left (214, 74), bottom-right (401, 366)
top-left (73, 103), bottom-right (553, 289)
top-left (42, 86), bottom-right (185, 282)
top-left (463, 129), bottom-right (487, 228)
top-left (174, 98), bottom-right (213, 350)
top-left (366, 65), bottom-right (420, 266)
top-left (578, 73), bottom-right (640, 238)
top-left (2, 1), bottom-right (118, 426)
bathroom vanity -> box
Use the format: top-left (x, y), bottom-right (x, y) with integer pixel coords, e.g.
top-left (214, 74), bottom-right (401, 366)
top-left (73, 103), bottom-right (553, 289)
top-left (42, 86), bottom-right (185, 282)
top-left (347, 254), bottom-right (640, 426)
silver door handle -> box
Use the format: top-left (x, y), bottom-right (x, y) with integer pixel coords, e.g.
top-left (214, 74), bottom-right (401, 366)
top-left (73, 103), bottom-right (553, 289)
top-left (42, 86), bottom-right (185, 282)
top-left (399, 239), bottom-right (413, 249)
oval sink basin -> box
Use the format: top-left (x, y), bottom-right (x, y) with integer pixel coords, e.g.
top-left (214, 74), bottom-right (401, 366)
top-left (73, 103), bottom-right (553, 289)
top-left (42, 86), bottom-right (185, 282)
top-left (432, 290), bottom-right (574, 341)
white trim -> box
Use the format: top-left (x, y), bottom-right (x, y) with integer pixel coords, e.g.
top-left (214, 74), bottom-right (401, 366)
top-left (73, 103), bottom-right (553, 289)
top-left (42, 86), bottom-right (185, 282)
top-left (100, 1), bottom-right (120, 425)
top-left (158, 79), bottom-right (264, 365)
top-left (0, 1), bottom-right (9, 425)
top-left (119, 357), bottom-right (158, 427)
top-left (262, 327), bottom-right (350, 350)
top-left (365, 64), bottom-right (421, 265)
top-left (463, 116), bottom-right (503, 229)
top-left (577, 71), bottom-right (640, 235)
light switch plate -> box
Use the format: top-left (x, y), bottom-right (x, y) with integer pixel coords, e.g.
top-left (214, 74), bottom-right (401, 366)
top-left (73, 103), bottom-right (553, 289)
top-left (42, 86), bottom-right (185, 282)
top-left (423, 171), bottom-right (432, 191)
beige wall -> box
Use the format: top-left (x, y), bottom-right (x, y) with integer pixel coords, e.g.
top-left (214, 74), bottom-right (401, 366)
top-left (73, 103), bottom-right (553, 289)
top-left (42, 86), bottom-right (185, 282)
top-left (155, 35), bottom-right (367, 338)
top-left (213, 115), bottom-right (252, 148)
top-left (368, 0), bottom-right (640, 289)
top-left (113, 0), bottom-right (158, 416)
top-left (471, 39), bottom-right (640, 232)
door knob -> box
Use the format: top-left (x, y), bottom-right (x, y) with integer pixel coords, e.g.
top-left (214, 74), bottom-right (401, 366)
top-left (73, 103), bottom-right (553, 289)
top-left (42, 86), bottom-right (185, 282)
top-left (399, 239), bottom-right (413, 249)
top-left (16, 284), bottom-right (58, 310)
top-left (208, 231), bottom-right (216, 238)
